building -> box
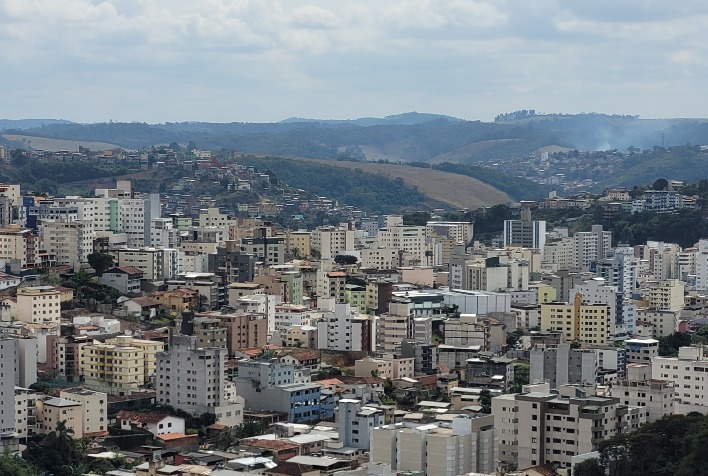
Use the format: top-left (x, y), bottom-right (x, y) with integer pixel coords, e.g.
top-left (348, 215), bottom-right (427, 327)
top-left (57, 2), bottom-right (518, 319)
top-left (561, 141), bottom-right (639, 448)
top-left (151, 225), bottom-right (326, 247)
top-left (625, 338), bottom-right (659, 364)
top-left (337, 399), bottom-right (385, 449)
top-left (82, 335), bottom-right (163, 395)
top-left (540, 293), bottom-right (610, 346)
top-left (426, 221), bottom-right (473, 244)
top-left (117, 410), bottom-right (186, 436)
top-left (573, 224), bottom-right (612, 272)
top-left (370, 415), bottom-right (498, 476)
top-left (493, 388), bottom-right (644, 470)
top-left (614, 363), bottom-right (675, 423)
top-left (316, 302), bottom-right (374, 352)
top-left (503, 210), bottom-right (546, 254)
top-left (155, 334), bottom-right (243, 425)
top-left (311, 226), bottom-right (355, 260)
top-left (16, 286), bottom-right (62, 324)
top-left (0, 337), bottom-right (18, 452)
top-left (115, 248), bottom-right (180, 281)
top-left (530, 344), bottom-right (598, 391)
top-left (196, 310), bottom-right (267, 355)
top-left (40, 219), bottom-right (94, 270)
top-left (99, 266), bottom-right (143, 295)
top-left (652, 346), bottom-right (708, 414)
top-left (58, 388), bottom-right (108, 437)
top-left (354, 355), bottom-right (415, 380)
top-left (0, 225), bottom-right (36, 268)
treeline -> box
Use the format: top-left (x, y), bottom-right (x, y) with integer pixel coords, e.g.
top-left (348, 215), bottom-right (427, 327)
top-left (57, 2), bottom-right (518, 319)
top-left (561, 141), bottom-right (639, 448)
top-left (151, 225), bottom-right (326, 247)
top-left (231, 156), bottom-right (429, 213)
top-left (595, 413), bottom-right (708, 475)
top-left (0, 159), bottom-right (128, 195)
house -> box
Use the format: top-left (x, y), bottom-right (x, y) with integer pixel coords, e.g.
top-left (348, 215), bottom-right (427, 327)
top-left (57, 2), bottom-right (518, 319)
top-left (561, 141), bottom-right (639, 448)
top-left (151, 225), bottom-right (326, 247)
top-left (280, 350), bottom-right (321, 370)
top-left (241, 438), bottom-right (300, 462)
top-left (152, 287), bottom-right (198, 313)
top-left (123, 296), bottom-right (160, 320)
top-left (100, 266), bottom-right (144, 295)
top-left (116, 410), bottom-right (186, 436)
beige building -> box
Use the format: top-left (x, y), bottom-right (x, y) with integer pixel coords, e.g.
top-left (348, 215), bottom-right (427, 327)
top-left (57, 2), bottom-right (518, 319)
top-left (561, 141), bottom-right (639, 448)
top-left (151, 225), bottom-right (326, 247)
top-left (361, 248), bottom-right (399, 270)
top-left (370, 415), bottom-right (498, 476)
top-left (493, 385), bottom-right (644, 470)
top-left (540, 293), bottom-right (610, 346)
top-left (641, 279), bottom-right (685, 311)
top-left (286, 230), bottom-right (311, 258)
top-left (614, 363), bottom-right (675, 422)
top-left (82, 336), bottom-right (163, 395)
top-left (196, 311), bottom-right (267, 355)
top-left (36, 397), bottom-right (82, 437)
top-left (0, 225), bottom-right (36, 268)
top-left (311, 226), bottom-right (355, 260)
top-left (41, 219), bottom-right (94, 270)
top-left (636, 308), bottom-right (680, 338)
top-left (317, 271), bottom-right (346, 303)
top-left (16, 286), bottom-right (62, 324)
top-left (376, 312), bottom-right (411, 353)
top-left (59, 388), bottom-right (108, 437)
top-left (354, 355), bottom-right (414, 380)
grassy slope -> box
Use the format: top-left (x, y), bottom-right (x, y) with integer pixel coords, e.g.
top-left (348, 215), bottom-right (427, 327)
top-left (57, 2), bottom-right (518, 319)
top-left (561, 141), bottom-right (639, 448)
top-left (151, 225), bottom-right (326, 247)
top-left (295, 159), bottom-right (513, 209)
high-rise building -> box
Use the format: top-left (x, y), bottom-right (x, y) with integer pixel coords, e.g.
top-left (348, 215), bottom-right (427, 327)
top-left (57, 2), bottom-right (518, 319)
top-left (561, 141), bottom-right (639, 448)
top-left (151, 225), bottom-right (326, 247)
top-left (573, 224), bottom-right (612, 272)
top-left (503, 210), bottom-right (546, 255)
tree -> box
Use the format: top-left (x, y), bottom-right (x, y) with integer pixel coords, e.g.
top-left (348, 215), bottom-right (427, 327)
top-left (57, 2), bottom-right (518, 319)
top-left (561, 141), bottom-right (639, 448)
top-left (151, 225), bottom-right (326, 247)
top-left (573, 458), bottom-right (605, 476)
top-left (87, 252), bottom-right (114, 276)
top-left (652, 177), bottom-right (669, 191)
top-left (479, 389), bottom-right (492, 414)
top-left (509, 363), bottom-right (530, 393)
top-left (334, 254), bottom-right (358, 265)
top-left (0, 453), bottom-right (39, 476)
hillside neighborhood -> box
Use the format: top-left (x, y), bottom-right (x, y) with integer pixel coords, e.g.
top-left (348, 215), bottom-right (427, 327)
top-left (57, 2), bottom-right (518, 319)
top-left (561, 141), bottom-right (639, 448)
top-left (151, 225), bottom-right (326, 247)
top-left (3, 144), bottom-right (708, 476)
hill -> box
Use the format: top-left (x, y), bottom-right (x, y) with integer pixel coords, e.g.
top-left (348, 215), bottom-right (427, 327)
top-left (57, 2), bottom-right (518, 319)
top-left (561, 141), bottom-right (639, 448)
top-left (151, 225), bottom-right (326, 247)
top-left (1, 134), bottom-right (121, 152)
top-left (289, 159), bottom-right (514, 209)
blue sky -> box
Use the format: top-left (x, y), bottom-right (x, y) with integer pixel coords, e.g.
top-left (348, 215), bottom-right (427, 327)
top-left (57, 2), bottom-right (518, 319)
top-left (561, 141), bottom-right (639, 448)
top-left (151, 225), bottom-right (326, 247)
top-left (1, 0), bottom-right (706, 123)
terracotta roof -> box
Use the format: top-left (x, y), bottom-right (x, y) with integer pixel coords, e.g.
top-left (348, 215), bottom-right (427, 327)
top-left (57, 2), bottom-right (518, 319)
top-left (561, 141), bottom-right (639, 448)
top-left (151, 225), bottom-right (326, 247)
top-left (244, 439), bottom-right (299, 451)
top-left (338, 376), bottom-right (383, 385)
top-left (313, 378), bottom-right (343, 387)
top-left (128, 296), bottom-right (160, 307)
top-left (208, 423), bottom-right (227, 431)
top-left (157, 432), bottom-right (195, 441)
top-left (116, 410), bottom-right (176, 424)
top-left (288, 350), bottom-right (320, 362)
top-left (108, 266), bottom-right (143, 275)
top-left (327, 272), bottom-right (346, 277)
top-left (267, 461), bottom-right (314, 476)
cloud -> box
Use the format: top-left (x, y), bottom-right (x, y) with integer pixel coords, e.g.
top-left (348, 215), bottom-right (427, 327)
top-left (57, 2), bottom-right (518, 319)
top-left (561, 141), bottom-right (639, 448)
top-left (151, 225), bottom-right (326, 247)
top-left (0, 0), bottom-right (706, 122)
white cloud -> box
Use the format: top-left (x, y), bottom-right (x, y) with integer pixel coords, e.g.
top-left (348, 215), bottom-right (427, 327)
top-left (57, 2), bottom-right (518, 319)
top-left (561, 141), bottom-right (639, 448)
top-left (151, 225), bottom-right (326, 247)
top-left (0, 0), bottom-right (706, 122)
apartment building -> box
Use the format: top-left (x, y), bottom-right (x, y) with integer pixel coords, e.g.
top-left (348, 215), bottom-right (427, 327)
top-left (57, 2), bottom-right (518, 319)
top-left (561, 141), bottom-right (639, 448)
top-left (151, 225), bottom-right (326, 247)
top-left (14, 388), bottom-right (40, 441)
top-left (317, 271), bottom-right (346, 303)
top-left (652, 346), bottom-right (708, 414)
top-left (625, 338), bottom-right (659, 364)
top-left (286, 230), bottom-right (311, 258)
top-left (636, 308), bottom-right (680, 338)
top-left (530, 344), bottom-right (599, 391)
top-left (425, 221), bottom-right (473, 244)
top-left (361, 247), bottom-right (399, 270)
top-left (155, 334), bottom-right (243, 425)
top-left (354, 355), bottom-right (414, 380)
top-left (573, 224), bottom-right (612, 272)
top-left (41, 219), bottom-right (94, 270)
top-left (540, 293), bottom-right (610, 346)
top-left (542, 237), bottom-right (575, 270)
top-left (493, 389), bottom-right (644, 470)
top-left (370, 415), bottom-right (498, 476)
top-left (196, 310), bottom-right (267, 355)
top-left (614, 363), bottom-right (675, 423)
top-left (316, 302), bottom-right (374, 352)
top-left (59, 388), bottom-right (108, 437)
top-left (0, 337), bottom-right (18, 452)
top-left (375, 224), bottom-right (427, 265)
top-left (311, 226), bottom-right (355, 260)
top-left (503, 210), bottom-right (546, 254)
top-left (115, 248), bottom-right (180, 281)
top-left (16, 286), bottom-right (62, 324)
top-left (337, 399), bottom-right (385, 449)
top-left (0, 225), bottom-right (36, 268)
top-left (570, 278), bottom-right (636, 337)
top-left (641, 279), bottom-right (685, 311)
top-left (82, 335), bottom-right (163, 395)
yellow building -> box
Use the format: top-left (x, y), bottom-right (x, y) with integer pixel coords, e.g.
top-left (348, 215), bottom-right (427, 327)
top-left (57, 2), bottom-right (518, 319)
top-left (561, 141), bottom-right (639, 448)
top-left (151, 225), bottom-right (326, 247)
top-left (152, 287), bottom-right (198, 313)
top-left (82, 336), bottom-right (163, 396)
top-left (344, 284), bottom-right (367, 311)
top-left (0, 225), bottom-right (35, 267)
top-left (540, 292), bottom-right (610, 346)
top-left (529, 282), bottom-right (557, 304)
top-left (287, 230), bottom-right (311, 258)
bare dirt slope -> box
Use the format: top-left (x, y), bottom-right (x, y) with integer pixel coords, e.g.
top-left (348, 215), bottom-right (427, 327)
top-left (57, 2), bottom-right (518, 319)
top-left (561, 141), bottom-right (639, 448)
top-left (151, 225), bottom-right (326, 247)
top-left (298, 159), bottom-right (513, 209)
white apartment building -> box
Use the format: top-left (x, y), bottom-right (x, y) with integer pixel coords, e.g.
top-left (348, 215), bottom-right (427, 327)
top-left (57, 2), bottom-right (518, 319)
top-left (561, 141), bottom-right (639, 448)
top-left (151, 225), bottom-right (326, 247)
top-left (653, 346), bottom-right (708, 414)
top-left (636, 308), bottom-right (680, 338)
top-left (614, 363), bottom-right (675, 423)
top-left (570, 277), bottom-right (636, 337)
top-left (625, 338), bottom-right (659, 365)
top-left (316, 302), bottom-right (375, 352)
top-left (40, 219), bottom-right (94, 270)
top-left (273, 304), bottom-right (311, 333)
top-left (370, 415), bottom-right (498, 476)
top-left (59, 388), bottom-right (108, 437)
top-left (376, 311), bottom-right (411, 353)
top-left (361, 247), bottom-right (399, 270)
top-left (115, 248), bottom-right (180, 281)
top-left (338, 399), bottom-right (385, 449)
top-left (503, 210), bottom-right (546, 254)
top-left (542, 237), bottom-right (575, 269)
top-left (425, 221), bottom-right (473, 244)
top-left (311, 226), bottom-right (355, 260)
top-left (0, 337), bottom-right (18, 450)
top-left (119, 198), bottom-right (147, 247)
top-left (14, 388), bottom-right (40, 441)
top-left (16, 286), bottom-right (62, 324)
top-left (155, 335), bottom-right (243, 426)
top-left (150, 218), bottom-right (179, 248)
top-left (573, 224), bottom-right (612, 272)
top-left (375, 225), bottom-right (427, 265)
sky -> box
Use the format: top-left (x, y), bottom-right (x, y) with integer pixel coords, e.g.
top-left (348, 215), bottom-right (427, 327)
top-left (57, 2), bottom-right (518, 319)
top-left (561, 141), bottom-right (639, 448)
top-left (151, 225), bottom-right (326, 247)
top-left (1, 0), bottom-right (707, 123)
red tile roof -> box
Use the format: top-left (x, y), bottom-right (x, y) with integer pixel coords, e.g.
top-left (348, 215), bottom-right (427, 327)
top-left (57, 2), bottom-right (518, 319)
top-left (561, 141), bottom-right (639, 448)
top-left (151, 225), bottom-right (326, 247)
top-left (116, 410), bottom-right (176, 424)
top-left (244, 439), bottom-right (299, 452)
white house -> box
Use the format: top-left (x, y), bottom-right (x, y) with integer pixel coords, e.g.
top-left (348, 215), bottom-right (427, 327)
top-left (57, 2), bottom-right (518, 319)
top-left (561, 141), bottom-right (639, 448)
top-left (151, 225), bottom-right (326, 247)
top-left (116, 410), bottom-right (185, 436)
